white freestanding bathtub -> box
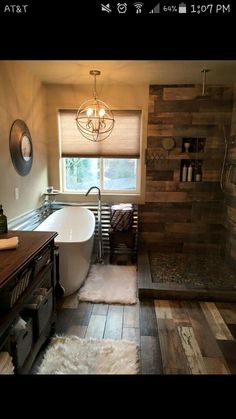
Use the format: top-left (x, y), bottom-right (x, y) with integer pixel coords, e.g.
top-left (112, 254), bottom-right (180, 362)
top-left (35, 206), bottom-right (95, 296)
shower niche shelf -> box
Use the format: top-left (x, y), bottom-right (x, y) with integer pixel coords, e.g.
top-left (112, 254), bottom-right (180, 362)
top-left (180, 159), bottom-right (203, 182)
top-left (180, 138), bottom-right (206, 182)
top-left (182, 137), bottom-right (206, 154)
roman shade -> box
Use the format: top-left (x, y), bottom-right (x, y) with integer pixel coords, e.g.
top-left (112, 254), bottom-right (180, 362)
top-left (59, 109), bottom-right (141, 158)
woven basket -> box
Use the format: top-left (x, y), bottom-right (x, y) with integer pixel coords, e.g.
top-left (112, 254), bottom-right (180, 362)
top-left (110, 205), bottom-right (133, 232)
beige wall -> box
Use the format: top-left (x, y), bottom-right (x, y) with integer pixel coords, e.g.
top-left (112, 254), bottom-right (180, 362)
top-left (0, 61), bottom-right (48, 219)
top-left (45, 83), bottom-right (149, 204)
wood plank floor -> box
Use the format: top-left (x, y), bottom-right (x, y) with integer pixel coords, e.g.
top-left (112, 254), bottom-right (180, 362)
top-left (32, 296), bottom-right (236, 374)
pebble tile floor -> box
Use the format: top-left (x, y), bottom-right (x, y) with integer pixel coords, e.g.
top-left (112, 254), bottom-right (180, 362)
top-left (149, 252), bottom-right (236, 288)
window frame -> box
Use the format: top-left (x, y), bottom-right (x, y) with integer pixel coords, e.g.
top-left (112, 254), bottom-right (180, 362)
top-left (61, 156), bottom-right (141, 195)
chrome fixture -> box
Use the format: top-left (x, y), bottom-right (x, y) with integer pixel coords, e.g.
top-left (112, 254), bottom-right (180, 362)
top-left (85, 186), bottom-right (103, 263)
top-left (201, 69), bottom-right (210, 96)
top-left (220, 124), bottom-right (228, 193)
top-left (196, 69), bottom-right (211, 99)
top-left (76, 70), bottom-right (115, 142)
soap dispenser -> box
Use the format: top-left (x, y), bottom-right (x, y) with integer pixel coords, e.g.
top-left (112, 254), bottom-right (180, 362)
top-left (0, 205), bottom-right (8, 234)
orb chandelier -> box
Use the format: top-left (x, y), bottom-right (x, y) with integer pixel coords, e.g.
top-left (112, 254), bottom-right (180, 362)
top-left (75, 70), bottom-right (115, 142)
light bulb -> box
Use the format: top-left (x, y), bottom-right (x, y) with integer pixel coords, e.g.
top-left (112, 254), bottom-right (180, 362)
top-left (99, 108), bottom-right (105, 118)
top-left (87, 108), bottom-right (93, 117)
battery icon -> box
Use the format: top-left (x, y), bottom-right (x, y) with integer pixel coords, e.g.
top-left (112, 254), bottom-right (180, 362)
top-left (178, 2), bottom-right (187, 13)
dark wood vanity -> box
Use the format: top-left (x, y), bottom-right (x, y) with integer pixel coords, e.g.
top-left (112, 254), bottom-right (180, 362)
top-left (0, 230), bottom-right (57, 374)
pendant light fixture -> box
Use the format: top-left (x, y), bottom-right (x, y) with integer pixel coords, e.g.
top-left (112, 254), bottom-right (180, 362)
top-left (75, 70), bottom-right (115, 142)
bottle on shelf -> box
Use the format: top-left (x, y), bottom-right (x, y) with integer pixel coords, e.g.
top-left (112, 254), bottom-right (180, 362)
top-left (187, 162), bottom-right (193, 182)
top-left (195, 165), bottom-right (202, 182)
top-left (0, 205), bottom-right (8, 234)
top-left (182, 163), bottom-right (187, 182)
top-left (195, 173), bottom-right (201, 182)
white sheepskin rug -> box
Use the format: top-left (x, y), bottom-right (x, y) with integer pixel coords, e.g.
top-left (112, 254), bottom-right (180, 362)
top-left (37, 335), bottom-right (139, 374)
top-left (78, 264), bottom-right (137, 305)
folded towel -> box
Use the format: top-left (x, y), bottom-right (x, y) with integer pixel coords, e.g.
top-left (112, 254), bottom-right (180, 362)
top-left (0, 236), bottom-right (19, 250)
top-left (13, 317), bottom-right (27, 332)
top-left (0, 352), bottom-right (10, 367)
top-left (111, 204), bottom-right (133, 211)
top-left (0, 352), bottom-right (15, 374)
top-left (34, 287), bottom-right (48, 296)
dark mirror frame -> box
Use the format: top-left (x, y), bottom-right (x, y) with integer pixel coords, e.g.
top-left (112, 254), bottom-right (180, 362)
top-left (9, 119), bottom-right (33, 176)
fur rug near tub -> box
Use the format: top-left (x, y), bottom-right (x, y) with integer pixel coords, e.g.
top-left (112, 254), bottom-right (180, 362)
top-left (37, 335), bottom-right (139, 374)
top-left (78, 264), bottom-right (137, 304)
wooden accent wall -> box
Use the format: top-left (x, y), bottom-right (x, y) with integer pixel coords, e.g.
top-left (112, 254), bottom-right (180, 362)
top-left (224, 84), bottom-right (236, 266)
top-left (139, 84), bottom-right (234, 253)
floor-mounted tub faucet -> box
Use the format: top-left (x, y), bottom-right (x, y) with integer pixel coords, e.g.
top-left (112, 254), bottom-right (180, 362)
top-left (85, 186), bottom-right (103, 263)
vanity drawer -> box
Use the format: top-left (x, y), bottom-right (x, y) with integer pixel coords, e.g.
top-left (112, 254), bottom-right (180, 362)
top-left (33, 246), bottom-right (52, 277)
top-left (24, 287), bottom-right (53, 341)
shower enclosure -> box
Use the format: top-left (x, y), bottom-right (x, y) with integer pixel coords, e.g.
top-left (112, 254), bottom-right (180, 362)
top-left (138, 82), bottom-right (236, 301)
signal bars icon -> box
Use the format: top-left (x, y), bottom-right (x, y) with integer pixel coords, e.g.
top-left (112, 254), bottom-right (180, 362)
top-left (149, 3), bottom-right (160, 13)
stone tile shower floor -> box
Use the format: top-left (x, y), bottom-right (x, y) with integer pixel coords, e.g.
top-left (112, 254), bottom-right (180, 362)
top-left (149, 252), bottom-right (236, 289)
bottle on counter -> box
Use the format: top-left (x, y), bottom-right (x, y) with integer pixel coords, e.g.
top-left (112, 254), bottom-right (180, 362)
top-left (0, 205), bottom-right (8, 234)
top-left (182, 163), bottom-right (187, 182)
top-left (187, 162), bottom-right (193, 182)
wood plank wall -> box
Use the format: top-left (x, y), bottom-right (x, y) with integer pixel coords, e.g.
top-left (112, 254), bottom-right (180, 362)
top-left (225, 84), bottom-right (236, 266)
top-left (139, 84), bottom-right (234, 254)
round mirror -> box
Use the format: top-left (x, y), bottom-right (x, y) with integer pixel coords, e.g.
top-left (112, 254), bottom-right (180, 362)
top-left (9, 120), bottom-right (33, 176)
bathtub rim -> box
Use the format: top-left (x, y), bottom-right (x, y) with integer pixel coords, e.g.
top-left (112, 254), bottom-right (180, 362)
top-left (35, 206), bottom-right (96, 244)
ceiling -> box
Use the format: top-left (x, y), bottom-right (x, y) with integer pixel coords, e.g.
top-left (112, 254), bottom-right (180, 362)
top-left (22, 60), bottom-right (236, 85)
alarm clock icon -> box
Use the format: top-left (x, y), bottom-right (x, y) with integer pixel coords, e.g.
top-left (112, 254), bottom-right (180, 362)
top-left (117, 3), bottom-right (127, 13)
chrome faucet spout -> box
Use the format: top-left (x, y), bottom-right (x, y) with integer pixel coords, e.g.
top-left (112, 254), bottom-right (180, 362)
top-left (86, 186), bottom-right (101, 202)
top-left (85, 186), bottom-right (103, 263)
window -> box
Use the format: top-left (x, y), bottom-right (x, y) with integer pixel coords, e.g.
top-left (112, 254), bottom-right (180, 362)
top-left (103, 158), bottom-right (137, 190)
top-left (63, 158), bottom-right (100, 191)
top-left (59, 109), bottom-right (141, 194)
top-left (62, 157), bottom-right (138, 193)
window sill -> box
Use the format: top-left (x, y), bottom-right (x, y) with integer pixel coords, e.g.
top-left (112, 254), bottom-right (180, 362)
top-left (55, 192), bottom-right (143, 204)
top-left (61, 191), bottom-right (140, 195)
